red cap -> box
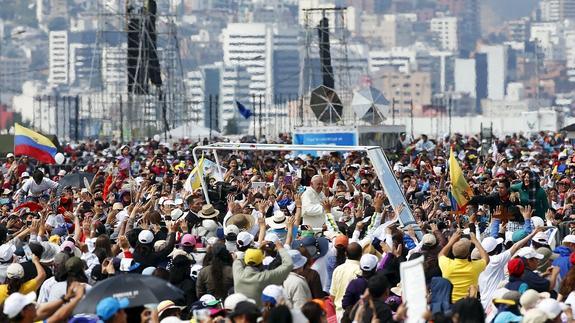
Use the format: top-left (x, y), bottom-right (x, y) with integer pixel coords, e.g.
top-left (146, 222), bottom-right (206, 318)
top-left (508, 258), bottom-right (525, 277)
top-left (334, 235), bottom-right (349, 248)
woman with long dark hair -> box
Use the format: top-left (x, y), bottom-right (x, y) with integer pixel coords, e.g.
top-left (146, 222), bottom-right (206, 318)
top-left (169, 255), bottom-right (196, 306)
top-left (196, 242), bottom-right (233, 299)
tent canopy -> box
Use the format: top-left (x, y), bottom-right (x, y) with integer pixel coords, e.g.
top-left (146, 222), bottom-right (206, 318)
top-left (158, 123), bottom-right (221, 141)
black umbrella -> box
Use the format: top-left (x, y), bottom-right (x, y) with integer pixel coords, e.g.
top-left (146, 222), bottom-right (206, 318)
top-left (56, 172), bottom-right (95, 196)
top-left (73, 274), bottom-right (184, 315)
top-left (309, 85), bottom-right (343, 124)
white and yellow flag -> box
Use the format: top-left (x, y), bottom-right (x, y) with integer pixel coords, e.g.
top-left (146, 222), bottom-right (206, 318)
top-left (184, 155), bottom-right (205, 192)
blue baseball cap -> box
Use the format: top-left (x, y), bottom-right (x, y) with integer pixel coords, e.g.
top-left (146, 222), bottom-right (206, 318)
top-left (96, 297), bottom-right (129, 321)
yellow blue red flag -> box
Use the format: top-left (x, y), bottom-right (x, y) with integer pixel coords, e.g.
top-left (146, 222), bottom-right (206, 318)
top-left (449, 148), bottom-right (473, 212)
top-left (14, 123), bottom-right (57, 164)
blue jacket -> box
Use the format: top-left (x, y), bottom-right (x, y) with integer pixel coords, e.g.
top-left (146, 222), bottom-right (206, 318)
top-left (552, 246), bottom-right (572, 278)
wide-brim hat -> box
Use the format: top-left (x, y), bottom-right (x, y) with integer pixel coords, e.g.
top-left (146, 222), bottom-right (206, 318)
top-left (265, 211), bottom-right (287, 229)
top-left (292, 236), bottom-right (329, 259)
top-left (225, 213), bottom-right (255, 231)
top-left (199, 204), bottom-right (220, 219)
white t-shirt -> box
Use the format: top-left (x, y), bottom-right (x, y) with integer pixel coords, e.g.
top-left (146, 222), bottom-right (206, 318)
top-left (479, 250), bottom-right (512, 308)
top-left (19, 177), bottom-right (58, 197)
top-left (46, 281), bottom-right (92, 302)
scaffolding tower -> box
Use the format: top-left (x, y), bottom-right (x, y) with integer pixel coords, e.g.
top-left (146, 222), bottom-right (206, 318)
top-left (87, 0), bottom-right (188, 141)
top-left (298, 7), bottom-right (354, 128)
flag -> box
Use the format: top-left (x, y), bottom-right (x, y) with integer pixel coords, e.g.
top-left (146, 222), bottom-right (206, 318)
top-left (449, 148), bottom-right (473, 212)
top-left (184, 155), bottom-right (205, 192)
top-left (14, 123), bottom-right (57, 164)
top-left (236, 101), bottom-right (252, 119)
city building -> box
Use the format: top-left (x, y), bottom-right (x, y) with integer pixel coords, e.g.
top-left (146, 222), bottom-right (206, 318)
top-left (438, 0), bottom-right (480, 53)
top-left (530, 22), bottom-right (565, 61)
top-left (48, 31), bottom-right (69, 86)
top-left (478, 44), bottom-right (508, 100)
top-left (222, 23), bottom-right (299, 102)
top-left (185, 63), bottom-right (252, 134)
top-left (540, 0), bottom-right (575, 21)
top-left (371, 68), bottom-right (432, 117)
top-left (507, 18), bottom-right (531, 43)
top-left (430, 15), bottom-right (458, 51)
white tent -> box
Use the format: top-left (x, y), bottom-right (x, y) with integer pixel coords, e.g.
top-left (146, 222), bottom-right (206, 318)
top-left (159, 122), bottom-right (221, 141)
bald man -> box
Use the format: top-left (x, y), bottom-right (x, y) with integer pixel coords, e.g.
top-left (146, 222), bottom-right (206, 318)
top-left (301, 175), bottom-right (326, 228)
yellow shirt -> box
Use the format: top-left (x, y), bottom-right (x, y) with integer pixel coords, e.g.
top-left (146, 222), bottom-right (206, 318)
top-left (0, 279), bottom-right (39, 304)
top-left (329, 259), bottom-right (361, 314)
top-left (439, 256), bottom-right (486, 302)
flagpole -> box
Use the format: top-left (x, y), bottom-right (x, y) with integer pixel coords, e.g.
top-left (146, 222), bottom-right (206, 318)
top-left (259, 94), bottom-right (263, 141)
top-left (209, 95), bottom-right (213, 142)
top-left (252, 94), bottom-right (256, 138)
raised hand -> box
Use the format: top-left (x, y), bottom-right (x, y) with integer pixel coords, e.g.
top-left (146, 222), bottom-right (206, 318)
top-left (294, 193), bottom-right (302, 208)
top-left (373, 192), bottom-right (384, 213)
top-left (518, 205), bottom-right (533, 219)
top-left (321, 199), bottom-right (331, 213)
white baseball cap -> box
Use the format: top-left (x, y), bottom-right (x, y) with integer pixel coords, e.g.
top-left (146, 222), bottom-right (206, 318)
top-left (6, 263), bottom-right (24, 279)
top-left (563, 235), bottom-right (575, 244)
top-left (163, 199), bottom-right (175, 206)
top-left (517, 247), bottom-right (544, 260)
top-left (0, 244), bottom-right (15, 262)
top-left (3, 292), bottom-right (36, 318)
top-left (225, 224), bottom-right (240, 236)
top-left (536, 298), bottom-right (568, 320)
top-left (533, 232), bottom-right (549, 245)
top-left (224, 293), bottom-right (255, 311)
top-left (170, 209), bottom-right (184, 221)
top-left (262, 285), bottom-right (285, 305)
top-left (481, 237), bottom-right (504, 253)
top-left (57, 170), bottom-right (67, 176)
top-left (138, 230), bottom-right (154, 244)
top-left (264, 233), bottom-right (280, 244)
top-left (21, 172), bottom-right (29, 178)
top-left (531, 217), bottom-right (544, 228)
top-left (237, 232), bottom-right (254, 248)
top-left (6, 153), bottom-right (14, 158)
top-left (360, 254), bottom-right (378, 271)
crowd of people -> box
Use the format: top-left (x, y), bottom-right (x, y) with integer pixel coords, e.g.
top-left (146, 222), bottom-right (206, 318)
top-left (0, 131), bottom-right (575, 322)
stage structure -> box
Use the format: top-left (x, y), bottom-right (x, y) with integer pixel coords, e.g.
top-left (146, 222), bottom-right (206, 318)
top-left (192, 143), bottom-right (422, 239)
top-left (89, 0), bottom-right (187, 140)
top-left (298, 7), bottom-right (356, 127)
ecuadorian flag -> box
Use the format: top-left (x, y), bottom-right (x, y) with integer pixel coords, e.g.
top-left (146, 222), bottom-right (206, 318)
top-left (14, 124), bottom-right (57, 164)
top-left (449, 148), bottom-right (473, 213)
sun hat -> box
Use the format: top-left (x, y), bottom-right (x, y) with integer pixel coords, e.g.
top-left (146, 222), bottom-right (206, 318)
top-left (198, 204), bottom-right (220, 219)
top-left (265, 210), bottom-right (287, 229)
top-left (157, 300), bottom-right (184, 317)
top-left (225, 213), bottom-right (255, 231)
top-left (288, 249), bottom-right (307, 270)
top-left (536, 298), bottom-right (569, 320)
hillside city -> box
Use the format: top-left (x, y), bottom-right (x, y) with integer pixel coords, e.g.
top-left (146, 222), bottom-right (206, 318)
top-left (0, 0), bottom-right (572, 140)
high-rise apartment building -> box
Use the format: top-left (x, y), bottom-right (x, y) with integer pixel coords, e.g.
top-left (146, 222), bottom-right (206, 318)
top-left (48, 31), bottom-right (69, 85)
top-left (430, 16), bottom-right (458, 51)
